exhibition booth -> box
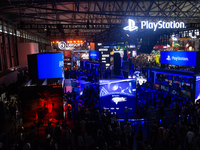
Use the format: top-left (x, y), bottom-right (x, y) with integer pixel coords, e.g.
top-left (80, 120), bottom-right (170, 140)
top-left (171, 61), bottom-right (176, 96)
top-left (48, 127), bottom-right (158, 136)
top-left (147, 51), bottom-right (200, 103)
top-left (20, 52), bottom-right (65, 124)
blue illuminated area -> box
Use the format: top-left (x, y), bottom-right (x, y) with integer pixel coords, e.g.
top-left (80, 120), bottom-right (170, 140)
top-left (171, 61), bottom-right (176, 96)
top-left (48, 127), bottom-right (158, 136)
top-left (89, 51), bottom-right (99, 59)
top-left (195, 76), bottom-right (200, 103)
top-left (160, 51), bottom-right (197, 67)
top-left (100, 79), bottom-right (136, 116)
top-left (37, 53), bottom-right (64, 79)
top-left (151, 71), bottom-right (193, 78)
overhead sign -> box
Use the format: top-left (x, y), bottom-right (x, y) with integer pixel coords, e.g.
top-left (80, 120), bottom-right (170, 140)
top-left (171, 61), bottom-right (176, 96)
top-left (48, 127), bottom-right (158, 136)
top-left (123, 19), bottom-right (138, 31)
top-left (89, 51), bottom-right (99, 59)
top-left (160, 51), bottom-right (196, 67)
top-left (123, 19), bottom-right (185, 31)
top-left (99, 48), bottom-right (110, 67)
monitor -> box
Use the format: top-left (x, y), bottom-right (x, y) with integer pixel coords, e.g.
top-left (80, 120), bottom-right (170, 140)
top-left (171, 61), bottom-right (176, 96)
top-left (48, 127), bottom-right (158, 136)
top-left (37, 53), bottom-right (64, 79)
top-left (99, 79), bottom-right (136, 116)
top-left (153, 83), bottom-right (160, 90)
top-left (161, 85), bottom-right (169, 92)
top-left (180, 90), bottom-right (191, 99)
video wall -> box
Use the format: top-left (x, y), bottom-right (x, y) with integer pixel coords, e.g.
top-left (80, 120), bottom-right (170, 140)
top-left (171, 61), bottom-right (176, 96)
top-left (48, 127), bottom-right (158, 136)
top-left (37, 53), bottom-right (64, 79)
top-left (99, 79), bottom-right (136, 115)
top-left (148, 73), bottom-right (193, 99)
top-left (28, 52), bottom-right (64, 80)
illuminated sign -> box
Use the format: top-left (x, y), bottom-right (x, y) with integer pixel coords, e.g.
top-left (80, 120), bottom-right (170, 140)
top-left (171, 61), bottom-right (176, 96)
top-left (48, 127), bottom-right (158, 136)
top-left (153, 46), bottom-right (167, 49)
top-left (89, 51), bottom-right (99, 59)
top-left (141, 21), bottom-right (185, 31)
top-left (123, 19), bottom-right (185, 31)
top-left (58, 41), bottom-right (83, 50)
top-left (123, 19), bottom-right (138, 31)
top-left (160, 51), bottom-right (196, 67)
top-left (58, 41), bottom-right (67, 50)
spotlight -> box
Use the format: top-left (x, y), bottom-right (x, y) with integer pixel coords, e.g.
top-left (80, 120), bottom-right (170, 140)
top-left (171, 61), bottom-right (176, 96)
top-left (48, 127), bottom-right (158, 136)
top-left (56, 41), bottom-right (59, 44)
top-left (70, 41), bottom-right (72, 43)
top-left (52, 41), bottom-right (55, 44)
top-left (77, 41), bottom-right (79, 43)
top-left (74, 41), bottom-right (76, 43)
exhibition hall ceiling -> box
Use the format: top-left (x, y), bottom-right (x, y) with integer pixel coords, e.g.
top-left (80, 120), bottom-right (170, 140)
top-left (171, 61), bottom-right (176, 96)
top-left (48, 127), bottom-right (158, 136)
top-left (1, 0), bottom-right (200, 40)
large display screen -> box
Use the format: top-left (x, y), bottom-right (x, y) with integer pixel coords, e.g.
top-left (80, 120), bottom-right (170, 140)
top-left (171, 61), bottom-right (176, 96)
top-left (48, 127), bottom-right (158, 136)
top-left (37, 53), bottom-right (64, 79)
top-left (160, 51), bottom-right (197, 67)
top-left (100, 79), bottom-right (136, 115)
top-left (89, 51), bottom-right (99, 59)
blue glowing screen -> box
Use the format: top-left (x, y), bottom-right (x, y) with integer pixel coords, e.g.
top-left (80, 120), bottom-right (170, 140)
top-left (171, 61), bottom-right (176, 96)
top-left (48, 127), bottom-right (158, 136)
top-left (160, 51), bottom-right (196, 67)
top-left (89, 51), bottom-right (99, 59)
top-left (100, 79), bottom-right (136, 116)
top-left (37, 53), bottom-right (64, 79)
top-left (195, 76), bottom-right (200, 103)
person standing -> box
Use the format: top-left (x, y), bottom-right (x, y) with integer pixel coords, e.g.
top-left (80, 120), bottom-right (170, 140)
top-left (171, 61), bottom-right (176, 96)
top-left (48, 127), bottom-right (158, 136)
top-left (187, 127), bottom-right (195, 150)
top-left (54, 122), bottom-right (62, 150)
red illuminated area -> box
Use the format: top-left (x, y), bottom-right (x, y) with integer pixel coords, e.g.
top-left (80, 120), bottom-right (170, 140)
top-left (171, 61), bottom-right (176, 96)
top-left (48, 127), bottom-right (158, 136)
top-left (21, 88), bottom-right (64, 125)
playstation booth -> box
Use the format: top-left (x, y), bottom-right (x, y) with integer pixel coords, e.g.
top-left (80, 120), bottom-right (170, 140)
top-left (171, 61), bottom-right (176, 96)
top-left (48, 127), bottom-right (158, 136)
top-left (147, 51), bottom-right (200, 104)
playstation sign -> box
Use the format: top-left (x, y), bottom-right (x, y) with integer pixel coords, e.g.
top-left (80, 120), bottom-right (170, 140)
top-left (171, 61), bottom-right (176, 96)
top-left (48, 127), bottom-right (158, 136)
top-left (123, 19), bottom-right (185, 31)
top-left (123, 19), bottom-right (138, 31)
top-left (160, 51), bottom-right (197, 67)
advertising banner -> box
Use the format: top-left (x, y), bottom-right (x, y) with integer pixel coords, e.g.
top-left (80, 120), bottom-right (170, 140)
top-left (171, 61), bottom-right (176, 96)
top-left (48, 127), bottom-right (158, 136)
top-left (89, 51), bottom-right (99, 59)
top-left (160, 51), bottom-right (196, 67)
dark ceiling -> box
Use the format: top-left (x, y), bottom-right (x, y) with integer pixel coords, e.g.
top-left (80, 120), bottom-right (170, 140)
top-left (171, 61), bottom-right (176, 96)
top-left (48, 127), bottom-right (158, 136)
top-left (1, 0), bottom-right (200, 41)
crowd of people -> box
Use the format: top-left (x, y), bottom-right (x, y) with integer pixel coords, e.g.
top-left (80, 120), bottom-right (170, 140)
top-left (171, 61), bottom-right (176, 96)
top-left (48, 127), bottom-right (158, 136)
top-left (0, 59), bottom-right (200, 150)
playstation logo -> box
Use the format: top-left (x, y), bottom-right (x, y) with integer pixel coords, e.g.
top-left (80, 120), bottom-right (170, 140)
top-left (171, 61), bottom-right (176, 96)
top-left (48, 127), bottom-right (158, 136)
top-left (166, 55), bottom-right (171, 61)
top-left (123, 19), bottom-right (138, 31)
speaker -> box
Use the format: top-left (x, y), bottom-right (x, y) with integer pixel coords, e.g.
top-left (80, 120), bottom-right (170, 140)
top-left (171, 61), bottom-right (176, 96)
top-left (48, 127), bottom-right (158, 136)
top-left (114, 53), bottom-right (121, 75)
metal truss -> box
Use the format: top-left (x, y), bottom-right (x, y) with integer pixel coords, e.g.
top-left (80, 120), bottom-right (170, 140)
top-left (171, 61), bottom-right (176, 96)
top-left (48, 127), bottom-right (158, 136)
top-left (17, 23), bottom-right (122, 30)
top-left (1, 0), bottom-right (200, 40)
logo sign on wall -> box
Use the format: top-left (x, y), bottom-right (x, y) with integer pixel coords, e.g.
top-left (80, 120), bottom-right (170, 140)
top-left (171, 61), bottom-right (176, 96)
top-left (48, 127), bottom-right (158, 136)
top-left (123, 19), bottom-right (185, 31)
top-left (58, 41), bottom-right (83, 50)
top-left (160, 51), bottom-right (196, 67)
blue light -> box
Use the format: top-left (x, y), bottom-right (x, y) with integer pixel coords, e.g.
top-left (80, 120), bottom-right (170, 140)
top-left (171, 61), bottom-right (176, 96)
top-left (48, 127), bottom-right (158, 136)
top-left (151, 71), bottom-right (193, 78)
top-left (37, 53), bottom-right (64, 79)
top-left (100, 79), bottom-right (136, 116)
top-left (89, 51), bottom-right (99, 59)
top-left (164, 34), bottom-right (166, 36)
top-left (121, 37), bottom-right (124, 39)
